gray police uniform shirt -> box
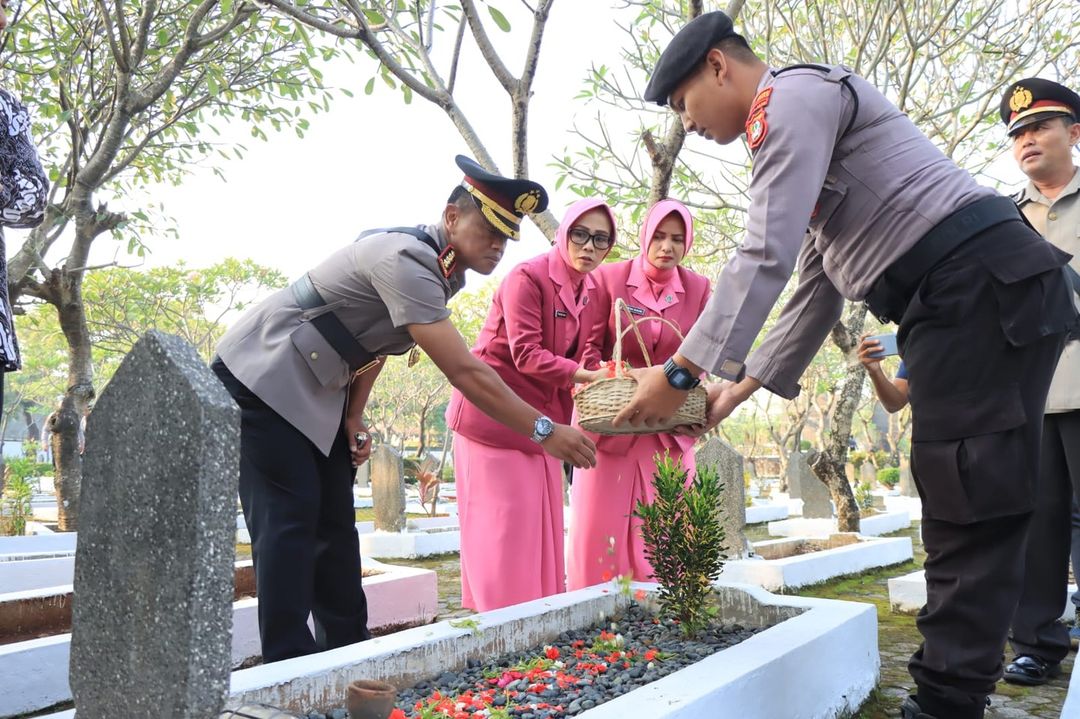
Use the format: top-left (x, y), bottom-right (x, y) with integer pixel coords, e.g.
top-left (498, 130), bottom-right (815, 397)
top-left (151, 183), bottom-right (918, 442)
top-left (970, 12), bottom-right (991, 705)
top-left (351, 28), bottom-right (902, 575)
top-left (216, 223), bottom-right (465, 455)
top-left (679, 65), bottom-right (995, 398)
top-left (1016, 168), bottom-right (1080, 413)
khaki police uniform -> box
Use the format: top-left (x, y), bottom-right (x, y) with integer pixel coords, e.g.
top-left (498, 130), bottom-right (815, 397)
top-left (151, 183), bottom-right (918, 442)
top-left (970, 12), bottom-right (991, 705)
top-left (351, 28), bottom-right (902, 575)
top-left (212, 224), bottom-right (465, 662)
top-left (1007, 167), bottom-right (1080, 667)
top-left (645, 13), bottom-right (1079, 718)
top-left (212, 154), bottom-right (547, 664)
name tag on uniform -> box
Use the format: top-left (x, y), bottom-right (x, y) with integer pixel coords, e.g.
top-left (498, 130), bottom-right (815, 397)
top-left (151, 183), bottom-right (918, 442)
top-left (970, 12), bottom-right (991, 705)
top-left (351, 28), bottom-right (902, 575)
top-left (626, 305), bottom-right (646, 316)
top-left (554, 309), bottom-right (569, 318)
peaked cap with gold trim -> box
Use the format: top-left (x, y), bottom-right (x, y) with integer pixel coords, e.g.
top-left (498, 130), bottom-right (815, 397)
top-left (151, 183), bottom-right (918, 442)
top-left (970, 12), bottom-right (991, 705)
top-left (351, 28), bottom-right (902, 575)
top-left (455, 155), bottom-right (549, 240)
top-left (1000, 77), bottom-right (1080, 136)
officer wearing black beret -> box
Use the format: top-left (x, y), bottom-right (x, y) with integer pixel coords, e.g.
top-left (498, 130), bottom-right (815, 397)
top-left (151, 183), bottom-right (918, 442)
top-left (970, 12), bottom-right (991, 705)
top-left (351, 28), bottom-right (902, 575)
top-left (211, 156), bottom-right (596, 663)
top-left (618, 11), bottom-right (1079, 719)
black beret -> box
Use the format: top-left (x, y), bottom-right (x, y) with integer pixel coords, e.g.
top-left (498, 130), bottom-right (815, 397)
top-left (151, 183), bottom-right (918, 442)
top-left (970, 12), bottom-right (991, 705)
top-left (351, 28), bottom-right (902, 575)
top-left (1000, 78), bottom-right (1080, 136)
top-left (454, 155), bottom-right (549, 241)
top-left (644, 11), bottom-right (742, 106)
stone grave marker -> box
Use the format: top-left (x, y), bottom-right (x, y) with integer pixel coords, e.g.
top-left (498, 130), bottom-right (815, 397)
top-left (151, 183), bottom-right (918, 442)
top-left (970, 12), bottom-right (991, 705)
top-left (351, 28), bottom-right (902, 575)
top-left (697, 437), bottom-right (751, 559)
top-left (70, 331), bottom-right (239, 718)
top-left (788, 451), bottom-right (833, 518)
top-left (372, 445), bottom-right (406, 532)
top-left (355, 461), bottom-right (371, 489)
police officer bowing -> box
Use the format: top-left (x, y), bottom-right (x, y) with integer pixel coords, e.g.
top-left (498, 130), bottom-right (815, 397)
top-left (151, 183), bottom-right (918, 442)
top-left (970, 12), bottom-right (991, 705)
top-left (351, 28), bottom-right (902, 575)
top-left (212, 156), bottom-right (597, 663)
top-left (614, 12), bottom-right (1078, 719)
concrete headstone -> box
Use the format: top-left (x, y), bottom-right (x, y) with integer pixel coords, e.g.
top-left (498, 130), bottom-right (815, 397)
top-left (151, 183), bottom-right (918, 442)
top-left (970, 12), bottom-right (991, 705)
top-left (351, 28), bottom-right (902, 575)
top-left (788, 451), bottom-right (833, 519)
top-left (355, 461), bottom-right (371, 489)
top-left (70, 331), bottom-right (239, 718)
top-left (697, 438), bottom-right (751, 559)
top-left (372, 445), bottom-right (406, 533)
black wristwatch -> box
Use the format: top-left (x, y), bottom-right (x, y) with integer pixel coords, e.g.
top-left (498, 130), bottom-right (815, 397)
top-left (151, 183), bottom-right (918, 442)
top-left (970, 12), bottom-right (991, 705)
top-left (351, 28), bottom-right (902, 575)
top-left (531, 415), bottom-right (555, 443)
top-left (663, 358), bottom-right (701, 391)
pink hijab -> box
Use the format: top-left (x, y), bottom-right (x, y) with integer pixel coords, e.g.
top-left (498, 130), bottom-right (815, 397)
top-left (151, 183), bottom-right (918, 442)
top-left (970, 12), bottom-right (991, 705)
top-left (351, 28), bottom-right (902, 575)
top-left (636, 199), bottom-right (694, 297)
top-left (553, 198), bottom-right (619, 294)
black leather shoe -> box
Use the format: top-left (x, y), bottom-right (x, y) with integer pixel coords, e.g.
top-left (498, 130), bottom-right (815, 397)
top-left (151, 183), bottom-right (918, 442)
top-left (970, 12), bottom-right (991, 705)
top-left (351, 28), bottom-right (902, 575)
top-left (1003, 654), bottom-right (1061, 685)
top-left (902, 694), bottom-right (991, 719)
top-left (900, 696), bottom-right (937, 719)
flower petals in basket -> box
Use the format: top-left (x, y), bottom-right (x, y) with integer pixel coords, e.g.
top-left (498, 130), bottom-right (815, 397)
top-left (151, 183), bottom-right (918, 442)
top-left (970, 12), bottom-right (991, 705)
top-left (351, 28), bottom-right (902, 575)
top-left (574, 298), bottom-right (707, 435)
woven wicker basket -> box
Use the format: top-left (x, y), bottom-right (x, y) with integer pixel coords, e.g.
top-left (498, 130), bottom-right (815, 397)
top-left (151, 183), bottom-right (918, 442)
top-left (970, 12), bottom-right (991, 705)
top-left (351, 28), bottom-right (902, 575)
top-left (574, 298), bottom-right (707, 435)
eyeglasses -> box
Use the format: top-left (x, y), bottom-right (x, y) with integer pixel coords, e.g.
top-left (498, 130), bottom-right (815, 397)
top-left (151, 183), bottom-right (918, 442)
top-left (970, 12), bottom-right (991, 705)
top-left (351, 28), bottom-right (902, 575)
top-left (568, 227), bottom-right (614, 250)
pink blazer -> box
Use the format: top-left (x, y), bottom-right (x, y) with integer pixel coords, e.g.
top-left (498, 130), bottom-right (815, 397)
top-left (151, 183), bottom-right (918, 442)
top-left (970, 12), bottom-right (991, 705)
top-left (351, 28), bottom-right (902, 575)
top-left (580, 259), bottom-right (712, 454)
top-left (447, 249), bottom-right (604, 454)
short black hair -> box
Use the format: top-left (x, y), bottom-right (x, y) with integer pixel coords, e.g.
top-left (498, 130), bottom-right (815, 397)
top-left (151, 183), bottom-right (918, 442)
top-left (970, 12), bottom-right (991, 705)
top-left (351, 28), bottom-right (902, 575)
top-left (712, 35), bottom-right (757, 63)
top-left (447, 184), bottom-right (475, 213)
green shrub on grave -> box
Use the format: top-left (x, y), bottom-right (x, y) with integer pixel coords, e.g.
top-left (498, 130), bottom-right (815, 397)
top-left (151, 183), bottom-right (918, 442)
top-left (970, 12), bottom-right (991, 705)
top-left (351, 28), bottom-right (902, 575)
top-left (635, 452), bottom-right (726, 638)
top-left (878, 467), bottom-right (900, 488)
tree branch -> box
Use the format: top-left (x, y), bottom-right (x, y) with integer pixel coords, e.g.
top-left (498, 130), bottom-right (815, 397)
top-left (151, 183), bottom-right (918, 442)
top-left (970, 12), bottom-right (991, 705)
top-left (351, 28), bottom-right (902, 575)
top-left (460, 0), bottom-right (516, 94)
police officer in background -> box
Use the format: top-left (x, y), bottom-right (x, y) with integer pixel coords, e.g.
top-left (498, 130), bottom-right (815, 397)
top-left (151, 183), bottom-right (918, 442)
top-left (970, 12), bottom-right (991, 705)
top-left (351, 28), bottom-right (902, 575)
top-left (212, 156), bottom-right (597, 663)
top-left (998, 78), bottom-right (1080, 685)
top-left (614, 12), bottom-right (1078, 719)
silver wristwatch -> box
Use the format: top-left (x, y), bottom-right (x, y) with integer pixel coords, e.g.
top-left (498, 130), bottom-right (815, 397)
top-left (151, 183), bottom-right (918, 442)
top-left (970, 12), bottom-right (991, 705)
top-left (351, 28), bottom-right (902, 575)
top-left (531, 415), bottom-right (555, 443)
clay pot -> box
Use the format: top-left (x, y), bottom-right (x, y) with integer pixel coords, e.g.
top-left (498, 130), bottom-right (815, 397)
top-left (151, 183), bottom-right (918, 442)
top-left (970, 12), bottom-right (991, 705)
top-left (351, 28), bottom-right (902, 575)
top-left (346, 679), bottom-right (398, 719)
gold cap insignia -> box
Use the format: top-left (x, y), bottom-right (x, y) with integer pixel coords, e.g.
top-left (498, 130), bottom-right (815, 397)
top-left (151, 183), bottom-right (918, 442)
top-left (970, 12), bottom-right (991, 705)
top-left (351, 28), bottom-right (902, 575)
top-left (514, 190), bottom-right (541, 215)
top-left (1010, 87), bottom-right (1033, 113)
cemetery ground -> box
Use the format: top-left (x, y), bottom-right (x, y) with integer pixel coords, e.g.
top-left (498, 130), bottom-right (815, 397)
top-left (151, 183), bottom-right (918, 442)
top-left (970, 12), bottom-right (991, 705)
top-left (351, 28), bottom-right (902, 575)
top-left (388, 523), bottom-right (1073, 719)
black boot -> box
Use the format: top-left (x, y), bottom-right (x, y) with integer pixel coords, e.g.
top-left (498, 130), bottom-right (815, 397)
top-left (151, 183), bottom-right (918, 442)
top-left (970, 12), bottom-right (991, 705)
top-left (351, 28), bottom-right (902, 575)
top-left (903, 693), bottom-right (990, 719)
top-left (900, 696), bottom-right (937, 719)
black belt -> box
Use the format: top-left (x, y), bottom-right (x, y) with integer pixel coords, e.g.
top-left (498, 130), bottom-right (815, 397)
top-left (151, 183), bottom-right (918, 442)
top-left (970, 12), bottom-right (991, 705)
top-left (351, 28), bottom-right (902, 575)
top-left (865, 195), bottom-right (1022, 323)
top-left (291, 226), bottom-right (441, 372)
top-left (291, 273), bottom-right (377, 373)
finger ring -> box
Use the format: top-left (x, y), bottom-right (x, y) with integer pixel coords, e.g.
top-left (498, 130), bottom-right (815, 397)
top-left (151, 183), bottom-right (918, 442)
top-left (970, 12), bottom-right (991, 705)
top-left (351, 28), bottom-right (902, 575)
top-left (354, 431), bottom-right (369, 448)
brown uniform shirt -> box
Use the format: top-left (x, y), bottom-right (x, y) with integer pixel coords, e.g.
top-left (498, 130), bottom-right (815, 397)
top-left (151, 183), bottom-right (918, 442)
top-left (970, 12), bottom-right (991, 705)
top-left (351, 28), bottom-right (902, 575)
top-left (217, 223), bottom-right (465, 455)
top-left (679, 65), bottom-right (994, 398)
top-left (1017, 167), bottom-right (1080, 413)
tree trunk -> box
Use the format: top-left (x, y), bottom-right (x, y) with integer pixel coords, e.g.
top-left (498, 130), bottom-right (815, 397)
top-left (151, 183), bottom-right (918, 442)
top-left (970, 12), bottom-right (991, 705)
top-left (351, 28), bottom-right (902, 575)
top-left (416, 404), bottom-right (429, 458)
top-left (436, 425), bottom-right (452, 477)
top-left (0, 405), bottom-right (9, 495)
top-left (808, 302), bottom-right (868, 533)
top-left (47, 264), bottom-right (96, 532)
top-left (776, 451), bottom-right (789, 492)
top-left (49, 395), bottom-right (85, 531)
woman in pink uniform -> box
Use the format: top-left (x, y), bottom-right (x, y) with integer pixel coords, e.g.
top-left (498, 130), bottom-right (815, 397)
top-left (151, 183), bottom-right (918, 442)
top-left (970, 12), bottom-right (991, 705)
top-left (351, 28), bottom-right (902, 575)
top-left (567, 199), bottom-right (711, 589)
top-left (446, 198), bottom-right (617, 611)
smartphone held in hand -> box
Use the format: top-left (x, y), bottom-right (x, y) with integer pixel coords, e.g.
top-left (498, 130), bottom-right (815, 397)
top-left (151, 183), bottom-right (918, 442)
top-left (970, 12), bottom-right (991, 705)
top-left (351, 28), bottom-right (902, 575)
top-left (868, 333), bottom-right (898, 358)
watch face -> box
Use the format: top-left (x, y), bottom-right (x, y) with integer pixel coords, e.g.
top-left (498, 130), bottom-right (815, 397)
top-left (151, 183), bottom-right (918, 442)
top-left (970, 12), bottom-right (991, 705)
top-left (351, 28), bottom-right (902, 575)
top-left (537, 417), bottom-right (554, 436)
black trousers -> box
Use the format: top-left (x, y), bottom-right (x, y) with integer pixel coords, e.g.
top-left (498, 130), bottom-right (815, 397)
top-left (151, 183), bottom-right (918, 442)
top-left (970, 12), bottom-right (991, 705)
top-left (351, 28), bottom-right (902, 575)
top-left (898, 220), bottom-right (1074, 719)
top-left (1010, 409), bottom-right (1080, 661)
top-left (212, 358), bottom-right (370, 663)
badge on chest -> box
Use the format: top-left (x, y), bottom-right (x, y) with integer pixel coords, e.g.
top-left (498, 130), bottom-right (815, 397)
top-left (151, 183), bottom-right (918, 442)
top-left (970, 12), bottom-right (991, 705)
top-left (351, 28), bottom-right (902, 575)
top-left (554, 309), bottom-right (569, 318)
top-left (626, 305), bottom-right (646, 316)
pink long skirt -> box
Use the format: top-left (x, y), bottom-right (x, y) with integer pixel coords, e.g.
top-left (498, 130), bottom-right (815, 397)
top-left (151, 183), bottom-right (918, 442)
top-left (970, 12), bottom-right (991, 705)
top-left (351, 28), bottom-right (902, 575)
top-left (566, 438), bottom-right (696, 590)
top-left (453, 433), bottom-right (566, 611)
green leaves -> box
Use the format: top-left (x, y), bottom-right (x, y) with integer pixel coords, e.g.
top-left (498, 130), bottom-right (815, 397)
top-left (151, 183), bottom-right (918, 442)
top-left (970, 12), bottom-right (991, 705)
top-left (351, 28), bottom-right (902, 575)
top-left (487, 5), bottom-right (511, 32)
top-left (634, 452), bottom-right (726, 638)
